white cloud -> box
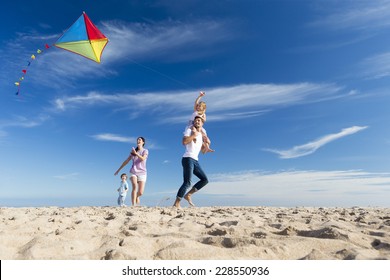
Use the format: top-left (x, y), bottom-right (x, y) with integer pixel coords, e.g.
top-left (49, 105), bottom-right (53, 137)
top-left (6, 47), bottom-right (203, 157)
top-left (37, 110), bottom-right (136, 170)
top-left (360, 52), bottom-right (390, 79)
top-left (204, 169), bottom-right (390, 207)
top-left (52, 82), bottom-right (345, 122)
top-left (0, 115), bottom-right (48, 128)
top-left (264, 126), bottom-right (368, 159)
top-left (53, 172), bottom-right (79, 180)
top-left (101, 19), bottom-right (233, 63)
top-left (310, 1), bottom-right (390, 31)
top-left (0, 115), bottom-right (49, 142)
top-left (53, 91), bottom-right (121, 111)
top-left (0, 130), bottom-right (7, 140)
top-left (91, 133), bottom-right (136, 143)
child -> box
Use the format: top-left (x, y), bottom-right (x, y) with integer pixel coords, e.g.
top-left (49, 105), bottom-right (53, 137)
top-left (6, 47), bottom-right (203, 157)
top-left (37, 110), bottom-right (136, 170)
top-left (117, 173), bottom-right (129, 207)
top-left (187, 91), bottom-right (214, 154)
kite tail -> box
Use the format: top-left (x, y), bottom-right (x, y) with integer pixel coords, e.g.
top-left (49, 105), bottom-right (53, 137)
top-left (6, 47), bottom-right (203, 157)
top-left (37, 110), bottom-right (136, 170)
top-left (14, 44), bottom-right (51, 95)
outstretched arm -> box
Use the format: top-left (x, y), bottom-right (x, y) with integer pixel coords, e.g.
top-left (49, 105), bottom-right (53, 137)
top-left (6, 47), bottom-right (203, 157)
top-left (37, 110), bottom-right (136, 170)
top-left (193, 91), bottom-right (205, 111)
top-left (114, 155), bottom-right (132, 176)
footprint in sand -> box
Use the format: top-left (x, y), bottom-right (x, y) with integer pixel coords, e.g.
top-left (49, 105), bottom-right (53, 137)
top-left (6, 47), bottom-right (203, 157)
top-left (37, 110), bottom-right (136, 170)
top-left (276, 226), bottom-right (299, 236)
top-left (336, 248), bottom-right (358, 260)
top-left (199, 236), bottom-right (236, 248)
top-left (128, 225), bottom-right (138, 231)
top-left (207, 228), bottom-right (227, 236)
top-left (371, 239), bottom-right (390, 251)
top-left (221, 238), bottom-right (236, 248)
top-left (251, 231), bottom-right (267, 239)
top-left (219, 221), bottom-right (238, 227)
top-left (105, 213), bottom-right (116, 220)
top-left (101, 249), bottom-right (120, 260)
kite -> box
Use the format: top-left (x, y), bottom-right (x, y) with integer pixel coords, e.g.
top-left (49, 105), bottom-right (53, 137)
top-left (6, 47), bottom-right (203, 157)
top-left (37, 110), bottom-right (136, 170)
top-left (54, 12), bottom-right (108, 63)
top-left (14, 11), bottom-right (108, 95)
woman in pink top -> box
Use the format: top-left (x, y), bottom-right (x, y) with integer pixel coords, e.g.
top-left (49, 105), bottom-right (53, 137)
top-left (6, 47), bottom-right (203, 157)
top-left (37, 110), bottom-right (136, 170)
top-left (114, 137), bottom-right (149, 206)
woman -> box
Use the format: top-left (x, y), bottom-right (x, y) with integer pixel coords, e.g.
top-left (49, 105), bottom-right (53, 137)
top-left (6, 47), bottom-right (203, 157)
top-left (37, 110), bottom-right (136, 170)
top-left (114, 137), bottom-right (148, 206)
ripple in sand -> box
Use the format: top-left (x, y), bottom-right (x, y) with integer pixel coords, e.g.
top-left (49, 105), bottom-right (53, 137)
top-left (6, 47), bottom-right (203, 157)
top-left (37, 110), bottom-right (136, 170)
top-left (276, 226), bottom-right (349, 241)
top-left (368, 231), bottom-right (386, 237)
top-left (300, 249), bottom-right (332, 260)
top-left (299, 227), bottom-right (349, 241)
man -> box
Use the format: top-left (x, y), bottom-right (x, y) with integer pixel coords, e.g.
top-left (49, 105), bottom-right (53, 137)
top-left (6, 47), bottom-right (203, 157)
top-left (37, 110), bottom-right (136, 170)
top-left (173, 115), bottom-right (209, 208)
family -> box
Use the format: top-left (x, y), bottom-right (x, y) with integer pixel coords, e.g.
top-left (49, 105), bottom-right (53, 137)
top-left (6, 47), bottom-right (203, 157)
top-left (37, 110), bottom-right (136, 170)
top-left (114, 91), bottom-right (214, 208)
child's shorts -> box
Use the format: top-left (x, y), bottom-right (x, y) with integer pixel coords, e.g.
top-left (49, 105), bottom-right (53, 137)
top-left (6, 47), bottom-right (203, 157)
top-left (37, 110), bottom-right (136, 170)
top-left (130, 173), bottom-right (147, 182)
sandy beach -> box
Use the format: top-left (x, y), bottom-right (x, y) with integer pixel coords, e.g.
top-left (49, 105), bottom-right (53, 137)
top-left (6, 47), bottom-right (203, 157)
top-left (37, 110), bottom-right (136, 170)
top-left (0, 206), bottom-right (389, 260)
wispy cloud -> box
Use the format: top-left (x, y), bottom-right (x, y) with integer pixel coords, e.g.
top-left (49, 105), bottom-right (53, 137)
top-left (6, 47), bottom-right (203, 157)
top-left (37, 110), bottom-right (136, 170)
top-left (90, 133), bottom-right (160, 150)
top-left (204, 169), bottom-right (390, 206)
top-left (359, 52), bottom-right (390, 79)
top-left (102, 19), bottom-right (234, 63)
top-left (0, 115), bottom-right (49, 140)
top-left (310, 1), bottom-right (390, 31)
top-left (53, 172), bottom-right (79, 180)
top-left (0, 115), bottom-right (49, 128)
top-left (0, 115), bottom-right (50, 140)
top-left (265, 126), bottom-right (368, 159)
top-left (0, 130), bottom-right (7, 141)
top-left (52, 82), bottom-right (345, 123)
top-left (90, 133), bottom-right (136, 143)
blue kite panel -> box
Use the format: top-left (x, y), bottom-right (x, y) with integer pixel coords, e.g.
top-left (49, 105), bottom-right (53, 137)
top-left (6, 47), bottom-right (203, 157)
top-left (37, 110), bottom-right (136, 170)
top-left (56, 14), bottom-right (88, 43)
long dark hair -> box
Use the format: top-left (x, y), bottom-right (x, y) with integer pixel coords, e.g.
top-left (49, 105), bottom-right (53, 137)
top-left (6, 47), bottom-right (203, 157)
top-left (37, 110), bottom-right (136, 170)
top-left (134, 136), bottom-right (146, 152)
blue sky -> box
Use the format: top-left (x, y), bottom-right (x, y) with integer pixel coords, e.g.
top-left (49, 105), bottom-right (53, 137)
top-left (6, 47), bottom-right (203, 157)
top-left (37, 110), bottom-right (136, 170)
top-left (1, 0), bottom-right (390, 207)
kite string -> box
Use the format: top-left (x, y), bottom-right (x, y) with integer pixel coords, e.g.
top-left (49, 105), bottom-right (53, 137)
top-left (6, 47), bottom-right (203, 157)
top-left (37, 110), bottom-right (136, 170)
top-left (128, 58), bottom-right (192, 89)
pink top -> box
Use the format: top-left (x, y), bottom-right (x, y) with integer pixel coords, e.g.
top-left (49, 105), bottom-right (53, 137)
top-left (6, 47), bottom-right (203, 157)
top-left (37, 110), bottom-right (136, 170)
top-left (129, 149), bottom-right (148, 175)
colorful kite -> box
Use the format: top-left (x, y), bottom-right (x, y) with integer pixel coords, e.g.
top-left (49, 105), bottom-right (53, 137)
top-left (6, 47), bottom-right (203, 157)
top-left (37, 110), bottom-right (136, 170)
top-left (14, 12), bottom-right (108, 95)
top-left (54, 12), bottom-right (108, 63)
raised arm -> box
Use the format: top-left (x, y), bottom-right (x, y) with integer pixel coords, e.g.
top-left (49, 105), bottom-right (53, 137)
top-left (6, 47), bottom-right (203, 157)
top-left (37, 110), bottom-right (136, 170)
top-left (194, 91), bottom-right (205, 111)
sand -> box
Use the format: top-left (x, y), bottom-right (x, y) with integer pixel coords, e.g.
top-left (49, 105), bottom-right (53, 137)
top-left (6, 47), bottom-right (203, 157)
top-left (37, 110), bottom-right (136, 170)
top-left (0, 206), bottom-right (389, 260)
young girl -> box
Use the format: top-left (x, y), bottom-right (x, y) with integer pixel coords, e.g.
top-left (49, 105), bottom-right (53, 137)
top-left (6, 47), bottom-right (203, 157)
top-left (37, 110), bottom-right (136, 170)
top-left (187, 91), bottom-right (214, 154)
top-left (114, 137), bottom-right (149, 206)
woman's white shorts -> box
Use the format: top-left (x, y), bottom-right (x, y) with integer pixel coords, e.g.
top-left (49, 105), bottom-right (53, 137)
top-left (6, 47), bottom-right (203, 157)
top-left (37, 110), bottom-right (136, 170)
top-left (130, 173), bottom-right (147, 182)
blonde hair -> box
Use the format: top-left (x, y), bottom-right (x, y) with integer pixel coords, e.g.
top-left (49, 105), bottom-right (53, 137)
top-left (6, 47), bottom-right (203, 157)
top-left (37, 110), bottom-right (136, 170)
top-left (197, 101), bottom-right (206, 114)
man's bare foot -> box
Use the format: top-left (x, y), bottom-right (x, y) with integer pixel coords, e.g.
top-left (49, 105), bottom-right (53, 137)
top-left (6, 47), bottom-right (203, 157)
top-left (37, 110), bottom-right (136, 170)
top-left (173, 198), bottom-right (181, 208)
top-left (184, 194), bottom-right (195, 207)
